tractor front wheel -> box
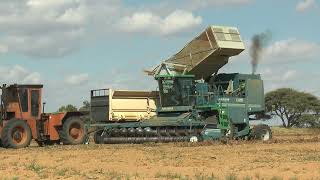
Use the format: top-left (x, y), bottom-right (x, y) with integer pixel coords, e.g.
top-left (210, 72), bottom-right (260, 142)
top-left (1, 119), bottom-right (32, 148)
top-left (59, 117), bottom-right (86, 145)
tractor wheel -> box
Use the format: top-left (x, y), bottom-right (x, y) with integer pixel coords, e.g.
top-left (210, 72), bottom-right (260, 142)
top-left (250, 124), bottom-right (272, 141)
top-left (1, 119), bottom-right (32, 148)
top-left (59, 117), bottom-right (86, 145)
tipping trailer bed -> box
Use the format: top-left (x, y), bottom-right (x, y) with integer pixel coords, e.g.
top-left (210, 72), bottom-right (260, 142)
top-left (90, 89), bottom-right (159, 122)
top-left (148, 26), bottom-right (245, 80)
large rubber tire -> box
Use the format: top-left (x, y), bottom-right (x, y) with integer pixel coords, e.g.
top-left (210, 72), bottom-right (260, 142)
top-left (59, 117), bottom-right (86, 145)
top-left (250, 124), bottom-right (272, 141)
top-left (93, 130), bottom-right (104, 144)
top-left (1, 119), bottom-right (32, 149)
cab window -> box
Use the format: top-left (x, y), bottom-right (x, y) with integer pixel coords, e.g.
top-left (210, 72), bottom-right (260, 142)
top-left (19, 88), bottom-right (28, 112)
top-left (31, 90), bottom-right (40, 116)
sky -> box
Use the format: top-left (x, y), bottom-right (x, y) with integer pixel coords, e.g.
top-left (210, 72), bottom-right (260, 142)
top-left (0, 0), bottom-right (319, 112)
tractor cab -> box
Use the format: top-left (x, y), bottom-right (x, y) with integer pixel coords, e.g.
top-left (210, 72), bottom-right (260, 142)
top-left (1, 84), bottom-right (43, 122)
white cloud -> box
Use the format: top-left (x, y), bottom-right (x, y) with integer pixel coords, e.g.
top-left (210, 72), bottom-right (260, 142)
top-left (0, 0), bottom-right (255, 58)
top-left (262, 68), bottom-right (297, 82)
top-left (0, 0), bottom-right (88, 58)
top-left (191, 0), bottom-right (252, 6)
top-left (0, 65), bottom-right (41, 84)
top-left (282, 70), bottom-right (297, 81)
top-left (116, 10), bottom-right (202, 35)
top-left (65, 73), bottom-right (89, 86)
top-left (0, 43), bottom-right (8, 54)
top-left (56, 7), bottom-right (87, 25)
top-left (0, 1), bottom-right (205, 57)
top-left (27, 0), bottom-right (74, 9)
top-left (260, 68), bottom-right (320, 98)
top-left (186, 0), bottom-right (253, 10)
top-left (260, 67), bottom-right (299, 92)
top-left (233, 38), bottom-right (320, 65)
top-left (26, 0), bottom-right (88, 25)
top-left (0, 0), bottom-right (121, 58)
top-left (5, 28), bottom-right (85, 58)
top-left (263, 39), bottom-right (320, 63)
top-left (296, 0), bottom-right (317, 12)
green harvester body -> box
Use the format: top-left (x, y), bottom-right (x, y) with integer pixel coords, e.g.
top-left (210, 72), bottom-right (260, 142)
top-left (89, 25), bottom-right (268, 144)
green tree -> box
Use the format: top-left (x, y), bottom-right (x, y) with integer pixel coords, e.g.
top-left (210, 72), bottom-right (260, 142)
top-left (79, 100), bottom-right (90, 112)
top-left (265, 88), bottom-right (320, 128)
top-left (57, 104), bottom-right (78, 112)
top-left (295, 114), bottom-right (320, 128)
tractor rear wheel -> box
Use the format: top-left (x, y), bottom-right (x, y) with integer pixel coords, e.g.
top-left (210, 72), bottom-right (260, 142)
top-left (59, 117), bottom-right (86, 145)
top-left (1, 119), bottom-right (32, 148)
top-left (250, 124), bottom-right (272, 141)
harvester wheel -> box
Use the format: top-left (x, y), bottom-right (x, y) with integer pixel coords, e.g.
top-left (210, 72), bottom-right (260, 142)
top-left (93, 130), bottom-right (104, 144)
top-left (59, 117), bottom-right (86, 145)
top-left (250, 124), bottom-right (272, 141)
top-left (1, 119), bottom-right (32, 148)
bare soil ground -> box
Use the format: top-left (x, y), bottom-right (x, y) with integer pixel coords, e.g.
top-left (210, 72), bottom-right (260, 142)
top-left (1, 128), bottom-right (320, 180)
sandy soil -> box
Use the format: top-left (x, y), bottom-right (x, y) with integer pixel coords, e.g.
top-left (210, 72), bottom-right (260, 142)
top-left (1, 128), bottom-right (320, 180)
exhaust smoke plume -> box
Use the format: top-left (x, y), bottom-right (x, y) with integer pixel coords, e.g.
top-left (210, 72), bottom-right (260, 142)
top-left (250, 31), bottom-right (272, 74)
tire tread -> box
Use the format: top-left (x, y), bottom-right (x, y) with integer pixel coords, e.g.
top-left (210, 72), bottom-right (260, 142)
top-left (59, 117), bottom-right (86, 145)
top-left (1, 119), bottom-right (32, 149)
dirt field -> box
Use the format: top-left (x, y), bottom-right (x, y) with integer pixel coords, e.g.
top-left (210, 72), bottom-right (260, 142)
top-left (1, 128), bottom-right (320, 180)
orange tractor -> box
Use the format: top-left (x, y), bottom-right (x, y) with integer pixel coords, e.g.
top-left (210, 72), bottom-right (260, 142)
top-left (0, 84), bottom-right (87, 148)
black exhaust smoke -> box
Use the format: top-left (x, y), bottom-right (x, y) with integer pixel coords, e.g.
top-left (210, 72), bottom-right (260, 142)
top-left (250, 31), bottom-right (272, 74)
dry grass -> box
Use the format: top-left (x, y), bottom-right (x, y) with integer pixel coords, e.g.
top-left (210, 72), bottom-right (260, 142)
top-left (0, 128), bottom-right (320, 179)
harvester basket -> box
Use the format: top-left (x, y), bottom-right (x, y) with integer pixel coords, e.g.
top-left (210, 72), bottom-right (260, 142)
top-left (165, 26), bottom-right (245, 79)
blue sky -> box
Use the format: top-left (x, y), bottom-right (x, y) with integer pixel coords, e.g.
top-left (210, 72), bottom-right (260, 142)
top-left (0, 0), bottom-right (319, 111)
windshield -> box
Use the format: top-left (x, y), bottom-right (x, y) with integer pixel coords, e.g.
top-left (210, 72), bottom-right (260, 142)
top-left (158, 77), bottom-right (194, 107)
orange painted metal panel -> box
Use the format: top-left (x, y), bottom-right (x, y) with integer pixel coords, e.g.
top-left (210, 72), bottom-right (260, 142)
top-left (46, 113), bottom-right (66, 140)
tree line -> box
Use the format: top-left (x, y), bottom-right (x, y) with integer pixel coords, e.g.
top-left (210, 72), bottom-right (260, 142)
top-left (57, 100), bottom-right (90, 112)
top-left (265, 88), bottom-right (320, 128)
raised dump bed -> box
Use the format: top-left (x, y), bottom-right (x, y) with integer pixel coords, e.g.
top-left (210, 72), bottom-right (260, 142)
top-left (165, 25), bottom-right (245, 79)
top-left (90, 89), bottom-right (159, 122)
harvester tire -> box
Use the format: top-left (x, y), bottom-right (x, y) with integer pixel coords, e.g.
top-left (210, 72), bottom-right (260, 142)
top-left (93, 130), bottom-right (104, 144)
top-left (59, 117), bottom-right (86, 145)
top-left (1, 119), bottom-right (32, 149)
top-left (250, 124), bottom-right (272, 141)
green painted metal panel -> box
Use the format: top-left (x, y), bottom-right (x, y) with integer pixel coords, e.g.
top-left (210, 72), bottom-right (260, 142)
top-left (201, 129), bottom-right (222, 140)
top-left (246, 79), bottom-right (265, 112)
